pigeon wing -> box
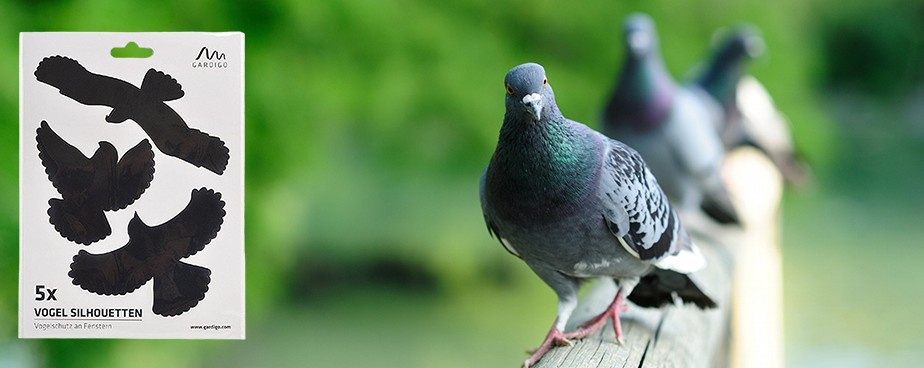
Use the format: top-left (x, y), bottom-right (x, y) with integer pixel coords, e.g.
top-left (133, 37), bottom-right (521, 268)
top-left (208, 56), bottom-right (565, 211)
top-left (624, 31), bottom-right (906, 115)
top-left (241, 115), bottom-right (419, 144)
top-left (34, 56), bottom-right (138, 107)
top-left (737, 76), bottom-right (811, 185)
top-left (669, 89), bottom-right (741, 225)
top-left (597, 139), bottom-right (688, 262)
top-left (107, 139), bottom-right (156, 211)
top-left (479, 169), bottom-right (520, 258)
top-left (146, 188), bottom-right (226, 260)
top-left (35, 121), bottom-right (95, 197)
top-left (152, 261), bottom-right (211, 317)
top-left (68, 214), bottom-right (156, 295)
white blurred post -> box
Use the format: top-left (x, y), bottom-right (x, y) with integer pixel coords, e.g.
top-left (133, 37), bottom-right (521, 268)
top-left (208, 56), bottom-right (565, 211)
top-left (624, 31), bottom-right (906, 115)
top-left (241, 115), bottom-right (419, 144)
top-left (724, 148), bottom-right (785, 368)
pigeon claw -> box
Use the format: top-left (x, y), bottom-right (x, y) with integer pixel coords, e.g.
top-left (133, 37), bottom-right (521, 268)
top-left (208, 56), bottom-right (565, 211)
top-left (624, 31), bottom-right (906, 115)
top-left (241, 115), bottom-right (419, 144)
top-left (523, 327), bottom-right (571, 367)
top-left (564, 287), bottom-right (627, 343)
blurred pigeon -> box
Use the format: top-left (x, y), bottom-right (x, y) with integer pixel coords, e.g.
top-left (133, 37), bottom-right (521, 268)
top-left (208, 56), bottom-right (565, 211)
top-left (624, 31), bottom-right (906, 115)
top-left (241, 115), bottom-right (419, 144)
top-left (481, 63), bottom-right (716, 368)
top-left (69, 188), bottom-right (225, 316)
top-left (733, 75), bottom-right (810, 184)
top-left (35, 55), bottom-right (229, 175)
top-left (602, 13), bottom-right (740, 225)
top-left (36, 120), bottom-right (155, 245)
top-left (692, 26), bottom-right (765, 132)
top-left (694, 26), bottom-right (809, 185)
top-left (692, 27), bottom-right (809, 185)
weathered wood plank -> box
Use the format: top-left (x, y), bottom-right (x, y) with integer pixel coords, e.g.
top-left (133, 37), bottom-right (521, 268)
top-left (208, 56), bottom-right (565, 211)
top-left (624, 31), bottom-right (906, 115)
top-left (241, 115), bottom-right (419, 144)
top-left (532, 148), bottom-right (783, 368)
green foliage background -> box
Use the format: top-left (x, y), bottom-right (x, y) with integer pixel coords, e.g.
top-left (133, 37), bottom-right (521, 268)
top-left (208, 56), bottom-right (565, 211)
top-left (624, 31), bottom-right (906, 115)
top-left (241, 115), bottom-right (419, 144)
top-left (2, 0), bottom-right (923, 367)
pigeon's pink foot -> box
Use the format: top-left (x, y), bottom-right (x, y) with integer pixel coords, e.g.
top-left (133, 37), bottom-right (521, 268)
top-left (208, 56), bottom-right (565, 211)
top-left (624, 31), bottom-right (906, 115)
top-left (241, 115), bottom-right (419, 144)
top-left (564, 288), bottom-right (628, 344)
top-left (523, 324), bottom-right (572, 368)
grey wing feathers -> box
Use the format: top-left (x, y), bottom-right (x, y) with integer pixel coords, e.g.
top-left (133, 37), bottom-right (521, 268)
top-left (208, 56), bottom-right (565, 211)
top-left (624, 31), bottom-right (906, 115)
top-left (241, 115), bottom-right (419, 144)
top-left (664, 89), bottom-right (740, 225)
top-left (598, 139), bottom-right (681, 261)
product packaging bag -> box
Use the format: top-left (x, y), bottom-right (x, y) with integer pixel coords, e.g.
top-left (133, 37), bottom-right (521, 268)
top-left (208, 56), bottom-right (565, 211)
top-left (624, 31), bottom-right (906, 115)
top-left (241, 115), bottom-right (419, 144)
top-left (19, 32), bottom-right (244, 339)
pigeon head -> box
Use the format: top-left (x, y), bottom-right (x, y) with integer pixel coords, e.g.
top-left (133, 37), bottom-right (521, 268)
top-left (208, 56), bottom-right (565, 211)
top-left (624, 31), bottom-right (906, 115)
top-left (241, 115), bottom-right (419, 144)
top-left (92, 141), bottom-right (119, 164)
top-left (504, 63), bottom-right (555, 123)
top-left (713, 26), bottom-right (765, 60)
top-left (603, 13), bottom-right (674, 132)
top-left (695, 25), bottom-right (765, 105)
top-left (623, 13), bottom-right (658, 58)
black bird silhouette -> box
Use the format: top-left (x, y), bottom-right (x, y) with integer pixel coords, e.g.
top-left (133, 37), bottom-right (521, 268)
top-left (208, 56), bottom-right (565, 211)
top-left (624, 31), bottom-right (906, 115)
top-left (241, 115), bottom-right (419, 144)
top-left (68, 188), bottom-right (225, 317)
top-left (34, 55), bottom-right (229, 175)
top-left (37, 120), bottom-right (155, 245)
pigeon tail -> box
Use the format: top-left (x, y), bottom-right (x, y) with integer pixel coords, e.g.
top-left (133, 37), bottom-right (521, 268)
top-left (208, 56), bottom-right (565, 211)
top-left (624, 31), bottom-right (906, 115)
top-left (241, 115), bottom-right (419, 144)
top-left (752, 142), bottom-right (812, 186)
top-left (628, 269), bottom-right (717, 309)
top-left (700, 188), bottom-right (741, 225)
top-left (141, 69), bottom-right (185, 102)
top-left (152, 261), bottom-right (211, 317)
top-left (776, 154), bottom-right (811, 186)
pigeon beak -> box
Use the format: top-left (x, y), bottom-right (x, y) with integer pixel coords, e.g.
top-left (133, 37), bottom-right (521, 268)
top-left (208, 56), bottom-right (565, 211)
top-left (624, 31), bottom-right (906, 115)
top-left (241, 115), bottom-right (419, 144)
top-left (627, 30), bottom-right (651, 55)
top-left (522, 93), bottom-right (543, 121)
top-left (744, 36), bottom-right (766, 58)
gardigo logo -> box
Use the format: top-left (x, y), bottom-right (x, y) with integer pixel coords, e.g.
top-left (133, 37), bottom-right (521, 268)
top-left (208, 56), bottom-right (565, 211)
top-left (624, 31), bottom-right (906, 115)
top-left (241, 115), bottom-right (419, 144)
top-left (192, 46), bottom-right (228, 69)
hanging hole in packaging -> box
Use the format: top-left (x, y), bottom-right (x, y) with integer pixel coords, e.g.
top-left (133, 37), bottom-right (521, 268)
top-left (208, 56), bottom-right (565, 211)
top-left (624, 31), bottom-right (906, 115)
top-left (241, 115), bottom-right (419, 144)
top-left (110, 41), bottom-right (153, 58)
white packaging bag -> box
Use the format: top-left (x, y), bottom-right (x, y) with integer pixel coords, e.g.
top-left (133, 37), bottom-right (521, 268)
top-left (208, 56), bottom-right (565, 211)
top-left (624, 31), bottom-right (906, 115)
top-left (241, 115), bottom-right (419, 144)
top-left (19, 32), bottom-right (245, 339)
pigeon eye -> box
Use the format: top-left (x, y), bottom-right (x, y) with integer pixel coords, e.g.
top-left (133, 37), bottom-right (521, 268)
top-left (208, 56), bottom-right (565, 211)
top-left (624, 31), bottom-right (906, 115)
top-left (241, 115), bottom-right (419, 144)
top-left (505, 83), bottom-right (515, 96)
top-left (543, 78), bottom-right (548, 85)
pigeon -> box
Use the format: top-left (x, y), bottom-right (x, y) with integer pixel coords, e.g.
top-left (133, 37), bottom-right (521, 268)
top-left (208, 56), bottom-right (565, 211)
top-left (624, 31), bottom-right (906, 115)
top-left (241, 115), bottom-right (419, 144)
top-left (36, 120), bottom-right (155, 245)
top-left (34, 55), bottom-right (229, 175)
top-left (68, 188), bottom-right (225, 316)
top-left (601, 13), bottom-right (740, 225)
top-left (732, 75), bottom-right (810, 184)
top-left (481, 63), bottom-right (716, 368)
top-left (692, 29), bottom-right (809, 184)
top-left (691, 25), bottom-right (765, 132)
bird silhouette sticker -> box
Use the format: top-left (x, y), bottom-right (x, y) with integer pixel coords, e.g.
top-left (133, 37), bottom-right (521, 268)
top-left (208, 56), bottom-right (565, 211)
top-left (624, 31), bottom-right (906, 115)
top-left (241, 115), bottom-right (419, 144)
top-left (68, 188), bottom-right (225, 317)
top-left (36, 120), bottom-right (155, 245)
top-left (34, 55), bottom-right (230, 175)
